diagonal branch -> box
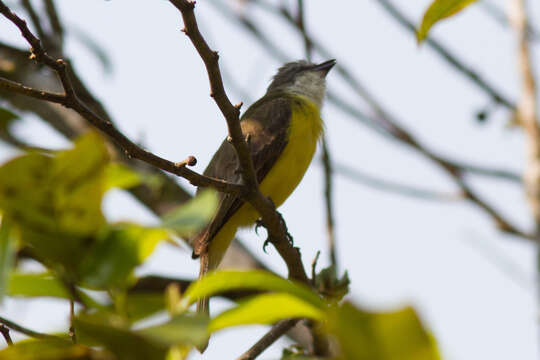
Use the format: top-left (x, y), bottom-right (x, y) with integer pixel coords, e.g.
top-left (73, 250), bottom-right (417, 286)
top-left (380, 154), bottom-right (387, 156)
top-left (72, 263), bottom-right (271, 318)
top-left (0, 1), bottom-right (244, 196)
top-left (509, 0), bottom-right (540, 238)
top-left (0, 0), bottom-right (309, 285)
top-left (374, 0), bottom-right (516, 110)
top-left (237, 319), bottom-right (301, 360)
top-left (168, 0), bottom-right (309, 284)
top-left (0, 315), bottom-right (60, 340)
top-left (210, 0), bottom-right (531, 241)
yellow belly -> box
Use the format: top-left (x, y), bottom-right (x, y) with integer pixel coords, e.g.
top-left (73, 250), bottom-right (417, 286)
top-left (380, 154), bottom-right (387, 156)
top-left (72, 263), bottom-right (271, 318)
top-left (208, 96), bottom-right (323, 268)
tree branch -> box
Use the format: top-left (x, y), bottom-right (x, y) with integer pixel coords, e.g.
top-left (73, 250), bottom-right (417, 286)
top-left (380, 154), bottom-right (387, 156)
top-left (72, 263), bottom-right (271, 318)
top-left (210, 0), bottom-right (531, 241)
top-left (0, 315), bottom-right (60, 340)
top-left (236, 319), bottom-right (301, 360)
top-left (168, 0), bottom-right (309, 284)
top-left (509, 0), bottom-right (540, 239)
top-left (0, 0), bottom-right (310, 285)
top-left (0, 1), bottom-right (246, 196)
top-left (0, 324), bottom-right (12, 346)
top-left (374, 0), bottom-right (516, 110)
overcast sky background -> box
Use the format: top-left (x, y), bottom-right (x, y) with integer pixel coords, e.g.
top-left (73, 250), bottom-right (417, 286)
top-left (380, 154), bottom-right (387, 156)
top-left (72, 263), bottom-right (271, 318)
top-left (0, 0), bottom-right (539, 359)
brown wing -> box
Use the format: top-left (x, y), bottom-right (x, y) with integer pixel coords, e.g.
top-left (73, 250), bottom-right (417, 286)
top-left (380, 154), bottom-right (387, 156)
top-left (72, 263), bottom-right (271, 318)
top-left (191, 95), bottom-right (292, 258)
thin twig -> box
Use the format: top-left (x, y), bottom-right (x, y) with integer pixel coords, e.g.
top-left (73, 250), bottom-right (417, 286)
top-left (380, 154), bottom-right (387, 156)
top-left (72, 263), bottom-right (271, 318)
top-left (0, 1), bottom-right (244, 196)
top-left (295, 2), bottom-right (332, 355)
top-left (480, 1), bottom-right (539, 42)
top-left (236, 319), bottom-right (301, 360)
top-left (508, 0), bottom-right (540, 239)
top-left (21, 0), bottom-right (47, 43)
top-left (0, 0), bottom-right (310, 285)
top-left (0, 315), bottom-right (60, 339)
top-left (374, 0), bottom-right (515, 110)
top-left (294, 0), bottom-right (338, 272)
top-left (69, 300), bottom-right (76, 343)
top-left (0, 324), bottom-right (12, 345)
top-left (334, 161), bottom-right (461, 201)
top-left (43, 0), bottom-right (64, 41)
top-left (211, 0), bottom-right (531, 241)
top-left (321, 137), bottom-right (337, 271)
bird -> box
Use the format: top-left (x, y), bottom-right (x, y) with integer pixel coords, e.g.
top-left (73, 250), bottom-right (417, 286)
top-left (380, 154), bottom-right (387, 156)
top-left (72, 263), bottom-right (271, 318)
top-left (192, 59), bottom-right (335, 318)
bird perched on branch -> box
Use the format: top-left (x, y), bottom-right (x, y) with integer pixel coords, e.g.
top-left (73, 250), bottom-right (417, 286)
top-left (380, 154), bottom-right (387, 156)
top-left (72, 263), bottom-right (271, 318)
top-left (192, 59), bottom-right (335, 320)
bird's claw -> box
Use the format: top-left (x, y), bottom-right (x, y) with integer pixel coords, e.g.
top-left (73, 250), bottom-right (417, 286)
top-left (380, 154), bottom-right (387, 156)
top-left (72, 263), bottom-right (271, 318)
top-left (258, 210), bottom-right (294, 253)
top-left (255, 218), bottom-right (265, 235)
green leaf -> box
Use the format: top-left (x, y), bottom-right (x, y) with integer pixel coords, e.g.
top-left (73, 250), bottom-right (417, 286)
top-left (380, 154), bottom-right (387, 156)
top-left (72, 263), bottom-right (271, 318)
top-left (137, 314), bottom-right (209, 348)
top-left (162, 189), bottom-right (219, 237)
top-left (327, 302), bottom-right (440, 360)
top-left (181, 270), bottom-right (326, 310)
top-left (104, 163), bottom-right (141, 190)
top-left (0, 217), bottom-right (16, 301)
top-left (78, 223), bottom-right (168, 289)
top-left (52, 132), bottom-right (109, 236)
top-left (8, 272), bottom-right (104, 308)
top-left (0, 338), bottom-right (109, 360)
top-left (0, 132), bottom-right (112, 271)
top-left (75, 312), bottom-right (208, 360)
top-left (209, 293), bottom-right (324, 332)
top-left (417, 0), bottom-right (479, 43)
top-left (112, 293), bottom-right (166, 323)
top-left (76, 313), bottom-right (164, 360)
top-left (9, 272), bottom-right (69, 298)
top-left (0, 107), bottom-right (19, 130)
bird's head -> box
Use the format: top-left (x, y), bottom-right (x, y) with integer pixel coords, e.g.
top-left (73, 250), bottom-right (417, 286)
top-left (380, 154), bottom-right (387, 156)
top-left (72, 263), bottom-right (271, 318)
top-left (267, 59), bottom-right (336, 106)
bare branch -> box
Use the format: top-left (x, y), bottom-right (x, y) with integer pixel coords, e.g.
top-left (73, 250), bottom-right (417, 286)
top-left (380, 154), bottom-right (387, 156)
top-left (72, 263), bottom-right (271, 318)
top-left (0, 324), bottom-right (12, 346)
top-left (509, 0), bottom-right (540, 239)
top-left (43, 0), bottom-right (64, 41)
top-left (210, 0), bottom-right (531, 241)
top-left (0, 75), bottom-right (65, 103)
top-left (236, 319), bottom-right (301, 360)
top-left (374, 0), bottom-right (516, 110)
top-left (0, 315), bottom-right (60, 340)
top-left (321, 138), bottom-right (337, 270)
top-left (168, 0), bottom-right (310, 284)
top-left (0, 0), bottom-right (310, 285)
top-left (334, 161), bottom-right (461, 201)
top-left (0, 1), bottom-right (246, 195)
top-left (21, 0), bottom-right (47, 43)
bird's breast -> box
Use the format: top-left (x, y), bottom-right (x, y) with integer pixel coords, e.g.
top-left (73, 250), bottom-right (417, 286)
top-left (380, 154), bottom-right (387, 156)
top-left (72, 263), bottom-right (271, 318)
top-left (258, 96), bottom-right (323, 208)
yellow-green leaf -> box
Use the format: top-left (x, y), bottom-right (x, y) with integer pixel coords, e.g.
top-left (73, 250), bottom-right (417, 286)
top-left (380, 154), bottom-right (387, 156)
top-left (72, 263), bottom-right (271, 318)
top-left (8, 272), bottom-right (103, 308)
top-left (327, 302), bottom-right (440, 360)
top-left (417, 0), bottom-right (479, 43)
top-left (137, 314), bottom-right (209, 348)
top-left (9, 272), bottom-right (69, 298)
top-left (0, 338), bottom-right (109, 360)
top-left (0, 217), bottom-right (15, 301)
top-left (75, 312), bottom-right (208, 360)
top-left (78, 223), bottom-right (168, 289)
top-left (181, 270), bottom-right (325, 310)
top-left (0, 107), bottom-right (19, 130)
top-left (209, 293), bottom-right (324, 332)
top-left (104, 163), bottom-right (141, 190)
top-left (162, 189), bottom-right (219, 237)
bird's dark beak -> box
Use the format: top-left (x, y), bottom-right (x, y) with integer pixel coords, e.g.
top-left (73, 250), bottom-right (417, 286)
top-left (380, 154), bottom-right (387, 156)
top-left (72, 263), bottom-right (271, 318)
top-left (312, 59), bottom-right (336, 76)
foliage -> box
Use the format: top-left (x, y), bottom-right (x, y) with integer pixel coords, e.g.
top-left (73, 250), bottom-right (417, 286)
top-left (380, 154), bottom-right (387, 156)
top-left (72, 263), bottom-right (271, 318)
top-left (0, 131), bottom-right (441, 359)
top-left (417, 0), bottom-right (479, 42)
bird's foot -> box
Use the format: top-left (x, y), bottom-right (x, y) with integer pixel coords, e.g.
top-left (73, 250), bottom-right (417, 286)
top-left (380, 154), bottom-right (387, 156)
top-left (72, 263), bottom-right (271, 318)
top-left (257, 210), bottom-right (294, 253)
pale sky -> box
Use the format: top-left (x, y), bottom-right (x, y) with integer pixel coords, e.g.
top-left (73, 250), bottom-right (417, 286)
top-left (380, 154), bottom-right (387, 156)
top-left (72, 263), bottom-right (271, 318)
top-left (0, 0), bottom-right (539, 359)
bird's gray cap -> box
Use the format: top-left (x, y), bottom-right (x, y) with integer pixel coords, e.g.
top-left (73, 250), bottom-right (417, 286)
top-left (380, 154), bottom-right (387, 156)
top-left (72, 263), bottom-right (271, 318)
top-left (267, 59), bottom-right (336, 93)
